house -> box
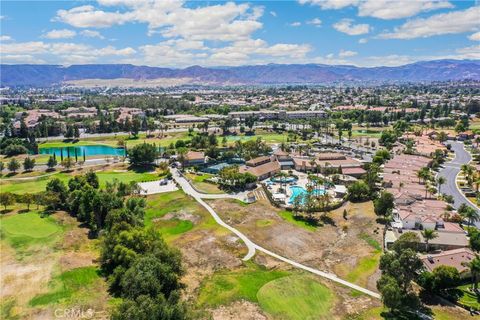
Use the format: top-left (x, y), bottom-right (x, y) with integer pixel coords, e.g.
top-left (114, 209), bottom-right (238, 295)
top-left (273, 149), bottom-right (294, 169)
top-left (239, 157), bottom-right (281, 181)
top-left (184, 151), bottom-right (206, 167)
top-left (387, 229), bottom-right (468, 251)
top-left (420, 248), bottom-right (475, 277)
top-left (341, 167), bottom-right (366, 178)
top-left (246, 156), bottom-right (271, 167)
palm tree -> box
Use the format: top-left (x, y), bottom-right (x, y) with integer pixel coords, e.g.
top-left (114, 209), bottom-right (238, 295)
top-left (437, 176), bottom-right (446, 194)
top-left (421, 228), bottom-right (438, 252)
top-left (461, 206), bottom-right (480, 227)
top-left (465, 256), bottom-right (480, 291)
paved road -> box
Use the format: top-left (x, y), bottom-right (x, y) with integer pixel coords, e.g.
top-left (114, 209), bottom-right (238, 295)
top-left (171, 168), bottom-right (381, 299)
top-left (438, 141), bottom-right (479, 213)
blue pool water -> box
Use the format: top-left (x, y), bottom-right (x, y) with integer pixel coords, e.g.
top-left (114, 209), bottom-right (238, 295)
top-left (288, 185), bottom-right (326, 204)
top-left (39, 145), bottom-right (126, 157)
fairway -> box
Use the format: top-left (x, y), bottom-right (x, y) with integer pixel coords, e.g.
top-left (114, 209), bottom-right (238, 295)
top-left (197, 263), bottom-right (290, 306)
top-left (29, 266), bottom-right (102, 307)
top-left (1, 212), bottom-right (61, 238)
top-left (257, 275), bottom-right (333, 320)
top-left (0, 170), bottom-right (158, 194)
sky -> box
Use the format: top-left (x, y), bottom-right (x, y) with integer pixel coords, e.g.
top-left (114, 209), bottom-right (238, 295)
top-left (0, 0), bottom-right (479, 67)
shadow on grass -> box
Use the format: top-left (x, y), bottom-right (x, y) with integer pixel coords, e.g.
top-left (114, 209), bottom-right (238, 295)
top-left (128, 164), bottom-right (157, 173)
top-left (0, 209), bottom-right (13, 215)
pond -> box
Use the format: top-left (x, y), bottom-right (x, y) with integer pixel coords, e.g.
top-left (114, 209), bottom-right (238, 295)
top-left (39, 145), bottom-right (126, 157)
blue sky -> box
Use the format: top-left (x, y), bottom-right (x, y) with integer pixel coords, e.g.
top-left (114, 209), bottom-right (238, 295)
top-left (1, 0), bottom-right (479, 67)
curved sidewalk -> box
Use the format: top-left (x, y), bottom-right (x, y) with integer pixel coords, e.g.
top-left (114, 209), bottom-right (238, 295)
top-left (171, 168), bottom-right (381, 299)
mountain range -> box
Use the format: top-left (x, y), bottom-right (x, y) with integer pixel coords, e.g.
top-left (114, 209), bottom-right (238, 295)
top-left (1, 59), bottom-right (479, 87)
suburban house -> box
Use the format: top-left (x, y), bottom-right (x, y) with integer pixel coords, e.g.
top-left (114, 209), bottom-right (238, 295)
top-left (292, 152), bottom-right (363, 173)
top-left (420, 248), bottom-right (475, 278)
top-left (240, 155), bottom-right (281, 180)
top-left (184, 151), bottom-right (206, 167)
top-left (272, 149), bottom-right (294, 169)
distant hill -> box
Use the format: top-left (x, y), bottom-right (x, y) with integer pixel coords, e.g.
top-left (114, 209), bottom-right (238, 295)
top-left (1, 59), bottom-right (479, 87)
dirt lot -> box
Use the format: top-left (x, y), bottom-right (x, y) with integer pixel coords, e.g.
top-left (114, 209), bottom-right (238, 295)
top-left (0, 211), bottom-right (108, 319)
top-left (207, 198), bottom-right (383, 291)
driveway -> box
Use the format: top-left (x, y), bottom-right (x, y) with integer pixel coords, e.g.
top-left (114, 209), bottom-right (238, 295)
top-left (138, 180), bottom-right (178, 195)
top-left (438, 141), bottom-right (479, 213)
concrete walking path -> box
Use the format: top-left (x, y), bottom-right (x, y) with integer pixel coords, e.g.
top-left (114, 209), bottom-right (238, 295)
top-left (171, 168), bottom-right (381, 299)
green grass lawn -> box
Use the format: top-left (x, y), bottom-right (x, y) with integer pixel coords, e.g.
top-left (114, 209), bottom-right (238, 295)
top-left (352, 306), bottom-right (466, 320)
top-left (197, 262), bottom-right (290, 307)
top-left (145, 190), bottom-right (217, 242)
top-left (29, 266), bottom-right (102, 307)
top-left (0, 170), bottom-right (158, 194)
top-left (0, 211), bottom-right (63, 256)
top-left (257, 275), bottom-right (333, 320)
top-left (446, 284), bottom-right (480, 310)
top-left (256, 219), bottom-right (274, 227)
top-left (277, 210), bottom-right (317, 232)
top-left (185, 173), bottom-right (223, 194)
top-left (344, 233), bottom-right (382, 287)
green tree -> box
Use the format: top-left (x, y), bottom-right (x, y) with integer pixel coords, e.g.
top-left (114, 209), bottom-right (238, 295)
top-left (112, 294), bottom-right (187, 320)
top-left (374, 192), bottom-right (394, 217)
top-left (421, 228), bottom-right (438, 252)
top-left (0, 192), bottom-right (15, 210)
top-left (7, 158), bottom-right (20, 173)
top-left (23, 157), bottom-right (35, 171)
top-left (436, 176), bottom-right (446, 194)
top-left (20, 193), bottom-right (34, 211)
top-left (466, 256), bottom-right (480, 291)
top-left (377, 248), bottom-right (423, 313)
top-left (469, 228), bottom-right (480, 252)
top-left (61, 157), bottom-right (74, 171)
top-left (47, 156), bottom-right (57, 170)
top-left (347, 181), bottom-right (370, 202)
top-left (129, 143), bottom-right (158, 166)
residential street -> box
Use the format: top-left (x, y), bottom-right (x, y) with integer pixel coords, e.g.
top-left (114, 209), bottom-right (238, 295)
top-left (438, 141), bottom-right (479, 213)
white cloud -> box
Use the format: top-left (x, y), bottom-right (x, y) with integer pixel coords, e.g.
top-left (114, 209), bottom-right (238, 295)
top-left (55, 5), bottom-right (134, 28)
top-left (299, 0), bottom-right (359, 10)
top-left (358, 38), bottom-right (368, 44)
top-left (1, 41), bottom-right (50, 54)
top-left (357, 0), bottom-right (453, 19)
top-left (55, 1), bottom-right (264, 42)
top-left (1, 41), bottom-right (135, 65)
top-left (468, 31), bottom-right (480, 41)
top-left (339, 49), bottom-right (357, 57)
top-left (1, 54), bottom-right (46, 64)
top-left (290, 22), bottom-right (302, 27)
top-left (80, 30), bottom-right (105, 39)
top-left (270, 11), bottom-right (277, 17)
top-left (307, 18), bottom-right (322, 27)
top-left (379, 6), bottom-right (480, 39)
top-left (0, 35), bottom-right (13, 41)
top-left (42, 29), bottom-right (77, 39)
top-left (300, 0), bottom-right (454, 19)
top-left (333, 19), bottom-right (370, 35)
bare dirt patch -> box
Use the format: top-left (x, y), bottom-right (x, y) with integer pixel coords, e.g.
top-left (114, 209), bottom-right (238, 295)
top-left (210, 300), bottom-right (267, 320)
top-left (208, 199), bottom-right (383, 291)
top-left (175, 229), bottom-right (244, 300)
top-left (160, 211), bottom-right (201, 224)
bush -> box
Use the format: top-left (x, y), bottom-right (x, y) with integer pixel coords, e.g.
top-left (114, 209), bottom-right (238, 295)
top-left (347, 181), bottom-right (370, 202)
top-left (3, 144), bottom-right (28, 156)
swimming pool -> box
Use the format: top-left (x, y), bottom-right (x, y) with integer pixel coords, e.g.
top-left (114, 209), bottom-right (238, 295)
top-left (288, 185), bottom-right (326, 204)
